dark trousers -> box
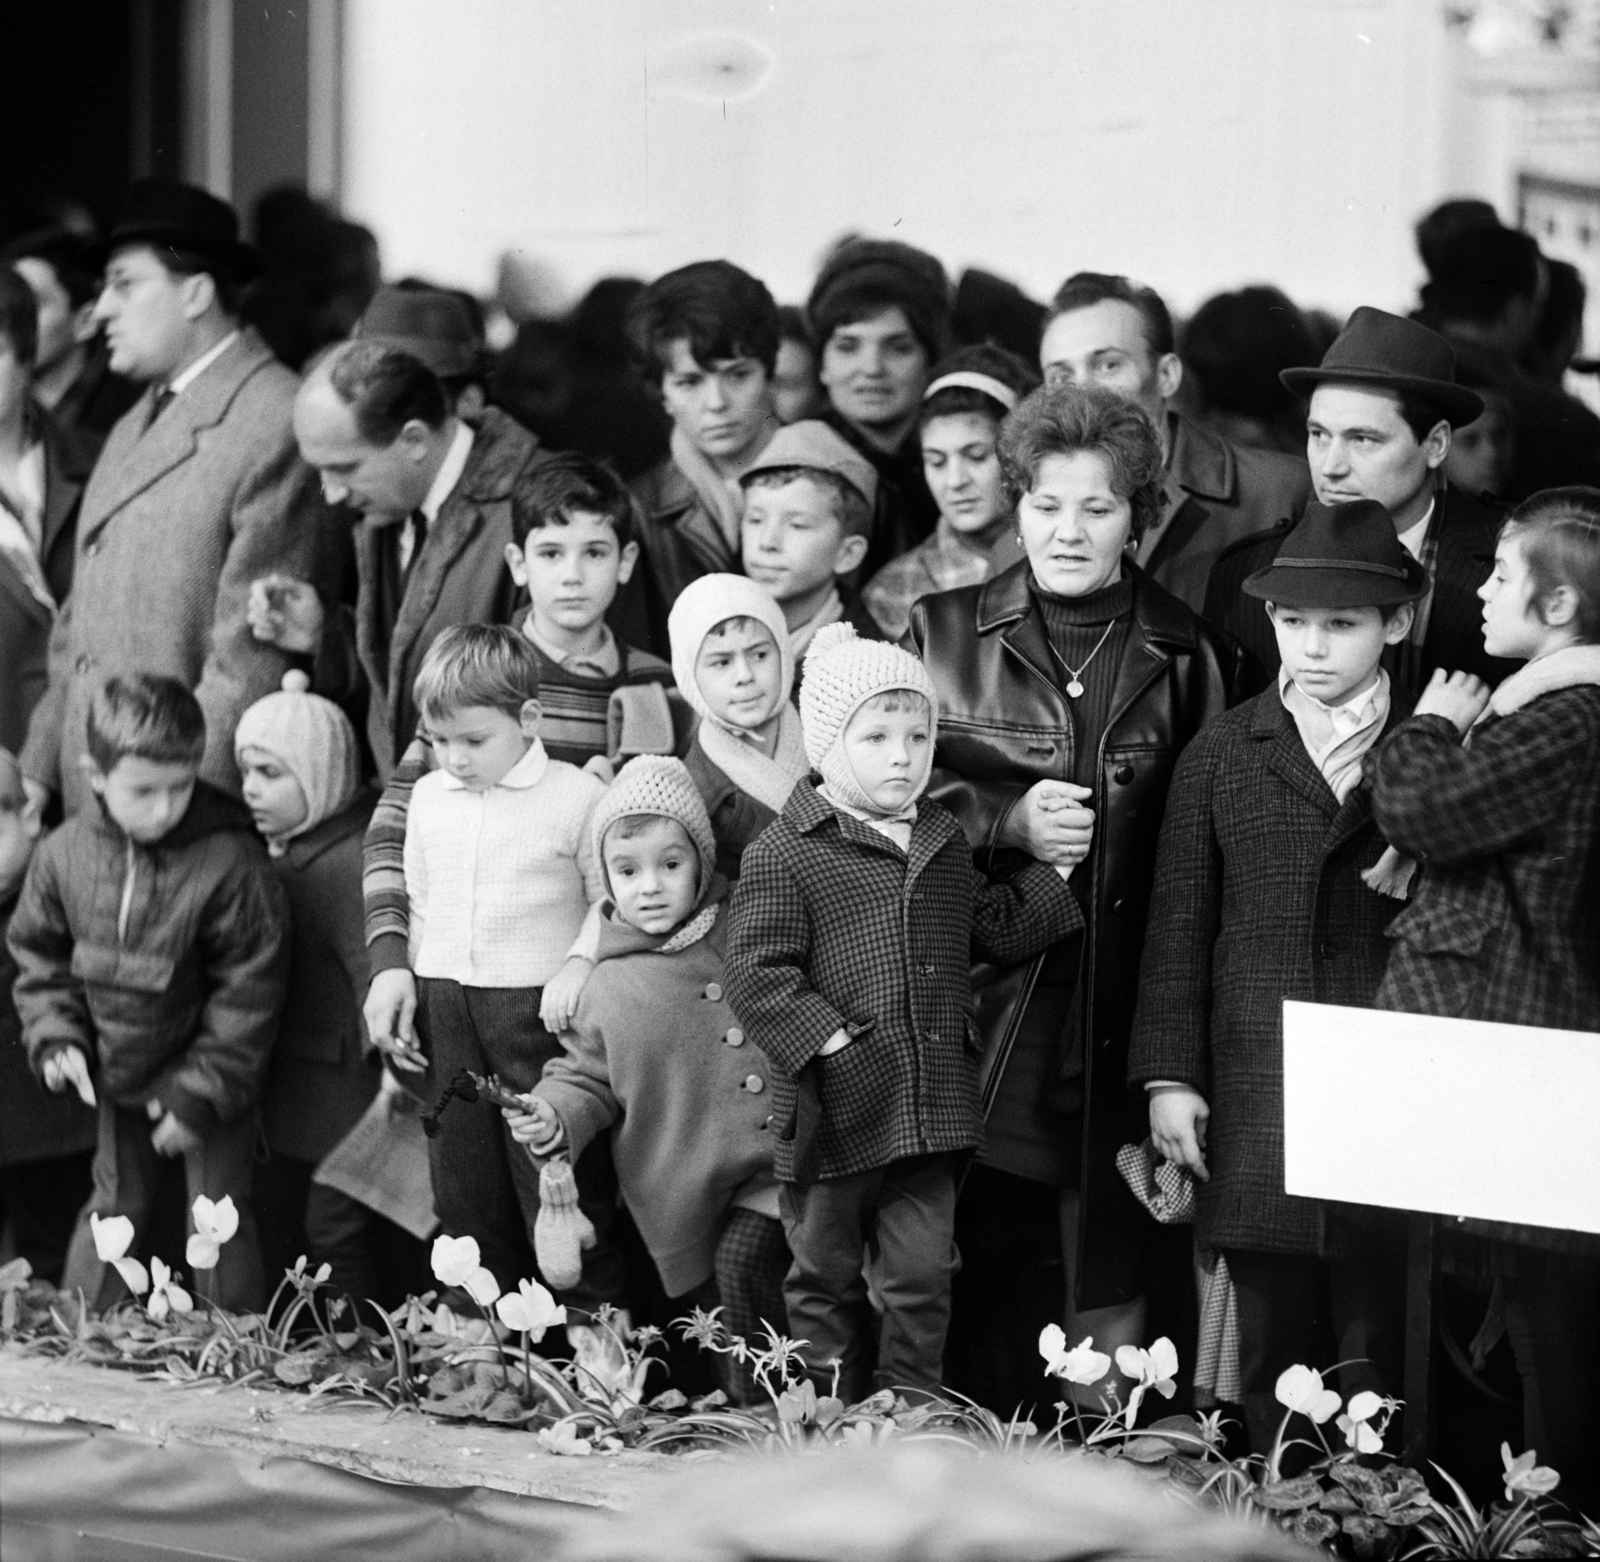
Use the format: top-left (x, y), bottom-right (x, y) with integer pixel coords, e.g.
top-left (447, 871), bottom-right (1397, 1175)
top-left (1227, 1219), bottom-right (1407, 1455)
top-left (0, 1151), bottom-right (94, 1285)
top-left (779, 1152), bottom-right (958, 1400)
top-left (416, 977), bottom-right (625, 1312)
top-left (303, 1182), bottom-right (430, 1313)
top-left (686, 1208), bottom-right (790, 1405)
top-left (62, 1100), bottom-right (264, 1313)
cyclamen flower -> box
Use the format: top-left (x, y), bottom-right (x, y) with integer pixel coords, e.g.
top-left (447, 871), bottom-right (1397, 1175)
top-left (1502, 1444), bottom-right (1560, 1503)
top-left (430, 1234), bottom-right (501, 1306)
top-left (146, 1257), bottom-right (192, 1322)
top-left (89, 1212), bottom-right (149, 1297)
top-left (1039, 1325), bottom-right (1111, 1386)
top-left (1275, 1363), bottom-right (1341, 1425)
top-left (1336, 1390), bottom-right (1388, 1454)
top-left (495, 1277), bottom-right (566, 1340)
top-left (186, 1195), bottom-right (239, 1271)
top-left (1114, 1337), bottom-right (1178, 1427)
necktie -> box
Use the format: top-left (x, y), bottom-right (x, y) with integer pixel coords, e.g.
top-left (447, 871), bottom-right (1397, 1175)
top-left (402, 509), bottom-right (428, 580)
top-left (144, 387), bottom-right (174, 434)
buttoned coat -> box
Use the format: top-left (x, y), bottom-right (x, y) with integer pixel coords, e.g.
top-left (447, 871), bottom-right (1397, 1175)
top-left (1128, 691), bottom-right (1401, 1256)
top-left (328, 408), bottom-right (548, 778)
top-left (0, 404), bottom-right (99, 755)
top-left (19, 330), bottom-right (324, 814)
top-left (725, 781), bottom-right (1081, 1183)
top-left (908, 562), bottom-right (1247, 1306)
top-left (1138, 413), bottom-right (1311, 614)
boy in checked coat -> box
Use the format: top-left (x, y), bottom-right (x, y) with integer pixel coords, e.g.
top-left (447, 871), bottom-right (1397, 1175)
top-left (725, 624), bottom-right (1079, 1399)
top-left (1128, 500), bottom-right (1425, 1453)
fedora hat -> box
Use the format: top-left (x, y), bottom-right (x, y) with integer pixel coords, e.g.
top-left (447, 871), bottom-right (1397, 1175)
top-left (88, 180), bottom-right (259, 283)
top-left (1243, 498), bottom-right (1428, 609)
top-left (353, 284), bottom-right (486, 381)
top-left (1279, 306), bottom-right (1483, 428)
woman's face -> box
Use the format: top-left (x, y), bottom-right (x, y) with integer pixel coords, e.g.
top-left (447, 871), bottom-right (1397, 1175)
top-left (921, 412), bottom-right (1008, 537)
top-left (1016, 450), bottom-right (1134, 597)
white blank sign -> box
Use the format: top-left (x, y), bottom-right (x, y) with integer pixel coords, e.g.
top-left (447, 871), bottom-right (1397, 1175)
top-left (1282, 1000), bottom-right (1600, 1235)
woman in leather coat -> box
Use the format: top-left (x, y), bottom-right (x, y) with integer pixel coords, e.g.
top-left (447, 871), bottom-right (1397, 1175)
top-left (907, 383), bottom-right (1248, 1406)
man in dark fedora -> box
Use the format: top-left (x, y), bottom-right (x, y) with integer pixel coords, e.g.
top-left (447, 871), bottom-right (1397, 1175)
top-left (19, 181), bottom-right (328, 819)
top-left (1205, 306), bottom-right (1518, 700)
top-left (352, 282), bottom-right (492, 421)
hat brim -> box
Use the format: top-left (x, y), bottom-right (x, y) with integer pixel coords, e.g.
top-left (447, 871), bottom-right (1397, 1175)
top-left (1242, 554), bottom-right (1429, 609)
top-left (1278, 366), bottom-right (1483, 428)
top-left (86, 224), bottom-right (261, 285)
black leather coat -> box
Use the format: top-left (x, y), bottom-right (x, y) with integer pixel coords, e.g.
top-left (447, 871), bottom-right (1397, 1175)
top-left (908, 560), bottom-right (1249, 1306)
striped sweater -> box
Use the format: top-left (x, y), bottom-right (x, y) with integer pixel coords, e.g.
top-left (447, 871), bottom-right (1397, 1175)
top-left (364, 625), bottom-right (677, 974)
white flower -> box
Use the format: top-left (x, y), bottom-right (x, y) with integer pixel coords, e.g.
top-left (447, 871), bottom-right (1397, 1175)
top-left (1337, 1390), bottom-right (1388, 1454)
top-left (1275, 1363), bottom-right (1341, 1425)
top-left (145, 1257), bottom-right (192, 1322)
top-left (185, 1195), bottom-right (239, 1271)
top-left (1502, 1444), bottom-right (1560, 1503)
top-left (537, 1424), bottom-right (592, 1457)
top-left (1114, 1336), bottom-right (1179, 1427)
top-left (89, 1212), bottom-right (149, 1297)
top-left (430, 1234), bottom-right (500, 1306)
top-left (495, 1278), bottom-right (566, 1340)
top-left (1039, 1325), bottom-right (1112, 1386)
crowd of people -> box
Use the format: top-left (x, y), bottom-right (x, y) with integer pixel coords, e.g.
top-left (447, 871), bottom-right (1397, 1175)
top-left (0, 175), bottom-right (1597, 1505)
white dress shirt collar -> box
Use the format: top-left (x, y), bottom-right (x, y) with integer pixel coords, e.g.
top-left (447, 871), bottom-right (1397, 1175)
top-left (166, 330), bottom-right (241, 397)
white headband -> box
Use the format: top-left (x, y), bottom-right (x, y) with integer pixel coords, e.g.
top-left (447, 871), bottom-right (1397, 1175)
top-left (923, 371), bottom-right (1018, 411)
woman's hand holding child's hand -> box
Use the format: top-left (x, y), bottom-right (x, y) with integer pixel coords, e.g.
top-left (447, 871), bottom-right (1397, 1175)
top-left (503, 1095), bottom-right (565, 1152)
top-left (1149, 1085), bottom-right (1210, 1181)
top-left (1003, 780), bottom-right (1095, 870)
top-left (540, 957), bottom-right (593, 1033)
top-left (1413, 668), bottom-right (1491, 735)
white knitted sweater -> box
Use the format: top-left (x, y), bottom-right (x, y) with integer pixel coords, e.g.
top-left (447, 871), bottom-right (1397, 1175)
top-left (404, 740), bottom-right (605, 988)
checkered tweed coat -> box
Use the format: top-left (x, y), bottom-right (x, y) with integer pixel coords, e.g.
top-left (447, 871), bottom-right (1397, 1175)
top-left (725, 781), bottom-right (1082, 1183)
top-left (1128, 691), bottom-right (1401, 1256)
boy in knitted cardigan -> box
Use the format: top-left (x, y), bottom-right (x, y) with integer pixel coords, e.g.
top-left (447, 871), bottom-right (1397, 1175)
top-left (503, 757), bottom-right (787, 1403)
top-left (725, 625), bottom-right (1081, 1398)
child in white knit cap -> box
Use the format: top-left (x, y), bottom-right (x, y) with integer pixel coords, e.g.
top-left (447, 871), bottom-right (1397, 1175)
top-left (670, 573), bottom-right (811, 880)
top-left (235, 672), bottom-right (430, 1301)
top-left (725, 623), bottom-right (1081, 1399)
top-left (503, 755), bottom-right (787, 1403)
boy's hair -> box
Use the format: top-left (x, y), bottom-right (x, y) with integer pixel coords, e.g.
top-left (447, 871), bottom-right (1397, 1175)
top-left (854, 689), bottom-right (931, 717)
top-left (1000, 382), bottom-right (1166, 542)
top-left (1503, 486), bottom-right (1600, 644)
top-left (744, 467), bottom-right (873, 541)
top-left (0, 748), bottom-right (27, 813)
top-left (0, 270), bottom-right (39, 369)
top-left (627, 260), bottom-right (780, 385)
top-left (86, 674), bottom-right (207, 775)
top-left (919, 343), bottom-right (1038, 432)
top-left (414, 624), bottom-right (542, 726)
top-left (1047, 272), bottom-right (1176, 359)
top-left (323, 339), bottom-right (449, 445)
top-left (513, 451), bottom-right (638, 550)
top-left (702, 614), bottom-right (777, 646)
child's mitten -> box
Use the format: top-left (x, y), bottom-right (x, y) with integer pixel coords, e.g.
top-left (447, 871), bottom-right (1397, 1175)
top-left (534, 1156), bottom-right (596, 1291)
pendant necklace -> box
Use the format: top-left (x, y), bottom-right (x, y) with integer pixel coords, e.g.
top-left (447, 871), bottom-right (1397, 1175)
top-left (1048, 619), bottom-right (1117, 699)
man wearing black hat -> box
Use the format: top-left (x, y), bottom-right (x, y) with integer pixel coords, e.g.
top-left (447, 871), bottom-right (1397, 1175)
top-left (17, 181), bottom-right (327, 819)
top-left (1205, 307), bottom-right (1519, 701)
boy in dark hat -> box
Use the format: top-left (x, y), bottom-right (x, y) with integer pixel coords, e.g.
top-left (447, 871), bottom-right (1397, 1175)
top-left (808, 239), bottom-right (950, 575)
top-left (1130, 498), bottom-right (1424, 1453)
top-left (1205, 306), bottom-right (1517, 702)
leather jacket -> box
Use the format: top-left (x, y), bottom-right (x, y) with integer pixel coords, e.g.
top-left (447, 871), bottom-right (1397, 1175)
top-left (908, 559), bottom-right (1250, 1305)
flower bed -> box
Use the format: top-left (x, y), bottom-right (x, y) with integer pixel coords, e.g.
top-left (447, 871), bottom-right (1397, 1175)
top-left (3, 1201), bottom-right (1596, 1560)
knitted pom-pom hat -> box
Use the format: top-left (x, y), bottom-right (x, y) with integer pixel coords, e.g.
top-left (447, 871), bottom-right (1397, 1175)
top-left (799, 622), bottom-right (937, 780)
top-left (234, 670), bottom-right (362, 848)
top-left (590, 755), bottom-right (719, 904)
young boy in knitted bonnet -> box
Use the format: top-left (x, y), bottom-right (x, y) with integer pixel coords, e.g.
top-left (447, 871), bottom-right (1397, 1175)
top-left (503, 755), bottom-right (787, 1403)
top-left (725, 623), bottom-right (1081, 1399)
top-left (235, 673), bottom-right (427, 1301)
top-left (670, 572), bottom-right (810, 880)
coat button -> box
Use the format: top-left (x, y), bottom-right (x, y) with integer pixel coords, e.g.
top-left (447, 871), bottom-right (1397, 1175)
top-left (724, 1027), bottom-right (745, 1047)
top-left (1320, 940), bottom-right (1339, 959)
top-left (1114, 764), bottom-right (1135, 785)
top-left (763, 1115), bottom-right (775, 1130)
top-left (703, 982), bottom-right (723, 1002)
top-left (743, 1074), bottom-right (765, 1094)
top-left (1111, 897), bottom-right (1125, 913)
top-left (921, 962), bottom-right (935, 976)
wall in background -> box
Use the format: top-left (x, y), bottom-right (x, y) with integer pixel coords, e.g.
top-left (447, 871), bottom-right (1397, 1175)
top-left (339, 0), bottom-right (1497, 316)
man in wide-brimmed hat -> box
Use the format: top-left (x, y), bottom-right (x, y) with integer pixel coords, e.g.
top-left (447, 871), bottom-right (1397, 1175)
top-left (1205, 306), bottom-right (1518, 700)
top-left (18, 180), bottom-right (329, 819)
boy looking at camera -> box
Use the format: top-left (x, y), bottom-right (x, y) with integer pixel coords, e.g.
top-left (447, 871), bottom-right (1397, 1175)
top-left (725, 625), bottom-right (1080, 1399)
top-left (1129, 498), bottom-right (1425, 1453)
top-left (8, 675), bottom-right (289, 1312)
top-left (739, 420), bottom-right (886, 662)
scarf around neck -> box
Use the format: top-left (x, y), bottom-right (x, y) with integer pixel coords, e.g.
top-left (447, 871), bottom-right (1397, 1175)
top-left (1279, 668), bottom-right (1391, 804)
top-left (696, 705), bottom-right (811, 817)
top-left (657, 900), bottom-right (719, 954)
